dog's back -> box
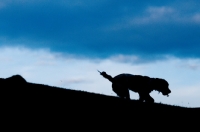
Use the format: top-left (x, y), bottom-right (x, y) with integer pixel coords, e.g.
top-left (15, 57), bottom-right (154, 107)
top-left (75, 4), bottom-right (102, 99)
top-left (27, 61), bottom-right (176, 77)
top-left (113, 73), bottom-right (134, 83)
top-left (113, 74), bottom-right (151, 92)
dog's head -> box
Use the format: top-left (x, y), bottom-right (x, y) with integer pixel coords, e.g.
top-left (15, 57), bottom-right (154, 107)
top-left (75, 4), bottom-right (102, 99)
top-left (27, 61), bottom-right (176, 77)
top-left (154, 78), bottom-right (171, 97)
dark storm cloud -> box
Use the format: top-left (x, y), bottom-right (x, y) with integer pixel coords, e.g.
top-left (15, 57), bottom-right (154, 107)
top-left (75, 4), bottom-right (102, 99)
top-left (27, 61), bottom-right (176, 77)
top-left (0, 0), bottom-right (200, 60)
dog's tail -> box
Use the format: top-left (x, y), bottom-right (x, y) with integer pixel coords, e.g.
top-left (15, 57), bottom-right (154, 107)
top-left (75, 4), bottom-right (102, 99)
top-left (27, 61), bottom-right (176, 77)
top-left (97, 70), bottom-right (113, 83)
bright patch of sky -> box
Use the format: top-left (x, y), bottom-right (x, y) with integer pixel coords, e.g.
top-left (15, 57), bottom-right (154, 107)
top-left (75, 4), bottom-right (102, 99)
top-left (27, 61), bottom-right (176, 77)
top-left (0, 46), bottom-right (199, 107)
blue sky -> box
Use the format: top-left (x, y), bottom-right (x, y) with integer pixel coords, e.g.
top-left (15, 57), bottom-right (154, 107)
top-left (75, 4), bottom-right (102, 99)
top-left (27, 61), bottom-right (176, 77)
top-left (0, 0), bottom-right (200, 107)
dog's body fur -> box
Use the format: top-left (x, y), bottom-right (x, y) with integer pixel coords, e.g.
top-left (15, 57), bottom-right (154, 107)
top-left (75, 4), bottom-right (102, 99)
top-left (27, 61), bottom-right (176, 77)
top-left (99, 71), bottom-right (171, 103)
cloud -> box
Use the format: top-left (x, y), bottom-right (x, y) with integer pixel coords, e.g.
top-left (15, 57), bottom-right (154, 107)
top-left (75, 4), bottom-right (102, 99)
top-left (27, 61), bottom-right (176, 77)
top-left (116, 5), bottom-right (200, 28)
top-left (178, 59), bottom-right (200, 70)
top-left (0, 46), bottom-right (200, 107)
top-left (60, 78), bottom-right (88, 84)
top-left (192, 14), bottom-right (200, 24)
top-left (0, 1), bottom-right (200, 61)
top-left (0, 2), bottom-right (5, 9)
top-left (132, 6), bottom-right (176, 25)
top-left (109, 54), bottom-right (140, 63)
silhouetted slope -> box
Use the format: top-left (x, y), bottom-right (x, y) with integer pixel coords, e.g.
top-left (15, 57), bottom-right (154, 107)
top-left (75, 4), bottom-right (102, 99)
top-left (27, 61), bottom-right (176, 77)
top-left (1, 75), bottom-right (199, 130)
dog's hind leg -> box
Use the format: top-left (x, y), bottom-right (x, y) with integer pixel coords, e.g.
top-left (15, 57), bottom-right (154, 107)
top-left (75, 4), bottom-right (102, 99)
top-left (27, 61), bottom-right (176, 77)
top-left (112, 83), bottom-right (130, 100)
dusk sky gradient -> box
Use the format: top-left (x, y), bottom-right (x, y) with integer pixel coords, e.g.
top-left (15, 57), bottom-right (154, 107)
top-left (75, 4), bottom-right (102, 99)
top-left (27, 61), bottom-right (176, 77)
top-left (0, 0), bottom-right (200, 107)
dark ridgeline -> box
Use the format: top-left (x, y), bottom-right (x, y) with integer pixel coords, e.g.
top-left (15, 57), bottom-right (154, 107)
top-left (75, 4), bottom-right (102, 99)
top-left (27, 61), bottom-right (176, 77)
top-left (0, 74), bottom-right (199, 130)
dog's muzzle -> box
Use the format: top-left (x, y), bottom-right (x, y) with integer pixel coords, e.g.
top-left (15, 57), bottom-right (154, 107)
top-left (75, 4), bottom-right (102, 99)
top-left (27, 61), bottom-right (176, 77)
top-left (162, 89), bottom-right (171, 97)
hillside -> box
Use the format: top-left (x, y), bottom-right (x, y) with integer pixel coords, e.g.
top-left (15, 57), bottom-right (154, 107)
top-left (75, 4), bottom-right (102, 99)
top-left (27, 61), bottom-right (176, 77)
top-left (1, 74), bottom-right (199, 130)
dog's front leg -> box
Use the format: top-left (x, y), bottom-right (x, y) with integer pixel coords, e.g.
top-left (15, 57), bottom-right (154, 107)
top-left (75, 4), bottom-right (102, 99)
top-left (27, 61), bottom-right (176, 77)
top-left (124, 88), bottom-right (130, 100)
top-left (138, 92), bottom-right (145, 102)
top-left (145, 94), bottom-right (154, 103)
